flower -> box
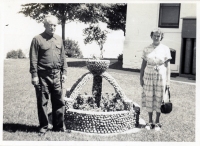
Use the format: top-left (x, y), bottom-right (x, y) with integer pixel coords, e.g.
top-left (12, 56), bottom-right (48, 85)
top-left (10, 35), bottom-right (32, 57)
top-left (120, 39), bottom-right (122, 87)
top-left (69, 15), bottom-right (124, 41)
top-left (72, 93), bottom-right (128, 112)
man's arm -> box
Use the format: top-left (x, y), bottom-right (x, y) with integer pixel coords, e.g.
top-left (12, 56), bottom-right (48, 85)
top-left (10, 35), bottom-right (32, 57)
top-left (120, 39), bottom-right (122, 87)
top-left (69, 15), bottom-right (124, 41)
top-left (29, 38), bottom-right (39, 85)
top-left (60, 41), bottom-right (68, 76)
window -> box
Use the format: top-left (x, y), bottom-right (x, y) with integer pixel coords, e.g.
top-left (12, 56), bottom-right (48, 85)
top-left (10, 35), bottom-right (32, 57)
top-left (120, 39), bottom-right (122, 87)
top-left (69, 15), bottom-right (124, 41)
top-left (158, 3), bottom-right (181, 28)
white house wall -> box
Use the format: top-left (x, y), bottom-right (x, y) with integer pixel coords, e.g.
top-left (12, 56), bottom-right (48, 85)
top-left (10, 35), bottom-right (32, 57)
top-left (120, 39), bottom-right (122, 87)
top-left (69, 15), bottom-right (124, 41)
top-left (123, 3), bottom-right (196, 73)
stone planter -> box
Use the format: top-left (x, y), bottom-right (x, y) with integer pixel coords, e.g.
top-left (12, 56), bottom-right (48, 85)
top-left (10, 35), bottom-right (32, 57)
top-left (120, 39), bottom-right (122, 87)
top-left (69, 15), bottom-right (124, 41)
top-left (65, 109), bottom-right (136, 134)
top-left (64, 59), bottom-right (141, 134)
top-left (86, 59), bottom-right (110, 75)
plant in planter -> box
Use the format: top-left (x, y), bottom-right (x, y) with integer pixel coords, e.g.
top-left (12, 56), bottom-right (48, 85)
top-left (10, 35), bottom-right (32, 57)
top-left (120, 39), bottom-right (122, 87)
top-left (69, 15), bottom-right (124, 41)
top-left (72, 92), bottom-right (99, 111)
top-left (104, 93), bottom-right (125, 112)
top-left (71, 92), bottom-right (128, 112)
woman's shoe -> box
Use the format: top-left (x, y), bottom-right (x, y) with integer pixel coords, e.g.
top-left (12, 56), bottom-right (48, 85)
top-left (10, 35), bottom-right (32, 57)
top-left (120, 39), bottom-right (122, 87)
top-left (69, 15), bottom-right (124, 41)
top-left (155, 123), bottom-right (162, 131)
top-left (145, 123), bottom-right (155, 130)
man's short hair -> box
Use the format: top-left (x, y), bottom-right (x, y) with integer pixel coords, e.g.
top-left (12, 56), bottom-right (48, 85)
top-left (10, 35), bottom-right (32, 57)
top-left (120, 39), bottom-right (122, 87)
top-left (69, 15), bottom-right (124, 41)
top-left (43, 15), bottom-right (58, 24)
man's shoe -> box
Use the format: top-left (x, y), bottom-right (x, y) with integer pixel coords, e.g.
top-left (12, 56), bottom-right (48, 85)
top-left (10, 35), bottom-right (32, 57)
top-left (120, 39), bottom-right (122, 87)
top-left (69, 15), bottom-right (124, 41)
top-left (38, 132), bottom-right (46, 136)
top-left (59, 128), bottom-right (67, 132)
top-left (66, 129), bottom-right (71, 133)
top-left (47, 124), bottom-right (53, 130)
top-left (53, 128), bottom-right (71, 133)
top-left (38, 127), bottom-right (48, 136)
top-left (61, 129), bottom-right (71, 133)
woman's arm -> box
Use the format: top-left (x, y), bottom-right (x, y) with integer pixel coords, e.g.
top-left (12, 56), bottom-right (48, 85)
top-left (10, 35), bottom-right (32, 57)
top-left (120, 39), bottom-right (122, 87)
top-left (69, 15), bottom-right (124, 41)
top-left (140, 59), bottom-right (147, 87)
top-left (166, 61), bottom-right (171, 86)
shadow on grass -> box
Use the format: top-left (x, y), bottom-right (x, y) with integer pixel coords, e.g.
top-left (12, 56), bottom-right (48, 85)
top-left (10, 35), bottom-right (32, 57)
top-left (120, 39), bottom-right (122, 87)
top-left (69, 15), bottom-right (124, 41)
top-left (3, 123), bottom-right (38, 133)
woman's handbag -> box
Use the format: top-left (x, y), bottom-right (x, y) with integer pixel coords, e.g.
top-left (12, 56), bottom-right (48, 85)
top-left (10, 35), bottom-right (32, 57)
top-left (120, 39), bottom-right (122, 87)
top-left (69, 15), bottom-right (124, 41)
top-left (160, 86), bottom-right (172, 114)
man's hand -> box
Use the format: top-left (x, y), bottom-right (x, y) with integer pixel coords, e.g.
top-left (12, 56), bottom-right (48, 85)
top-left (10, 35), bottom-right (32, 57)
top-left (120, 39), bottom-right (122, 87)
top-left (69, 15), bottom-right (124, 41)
top-left (32, 77), bottom-right (39, 85)
top-left (61, 75), bottom-right (67, 83)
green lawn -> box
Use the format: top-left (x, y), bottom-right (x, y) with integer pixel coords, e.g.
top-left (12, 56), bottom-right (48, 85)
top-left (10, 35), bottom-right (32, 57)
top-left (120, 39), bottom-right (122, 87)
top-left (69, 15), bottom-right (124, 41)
top-left (3, 58), bottom-right (196, 141)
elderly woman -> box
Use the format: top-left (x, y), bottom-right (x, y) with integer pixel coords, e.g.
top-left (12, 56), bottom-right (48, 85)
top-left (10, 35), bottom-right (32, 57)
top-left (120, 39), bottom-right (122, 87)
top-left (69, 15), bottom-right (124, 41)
top-left (140, 28), bottom-right (171, 131)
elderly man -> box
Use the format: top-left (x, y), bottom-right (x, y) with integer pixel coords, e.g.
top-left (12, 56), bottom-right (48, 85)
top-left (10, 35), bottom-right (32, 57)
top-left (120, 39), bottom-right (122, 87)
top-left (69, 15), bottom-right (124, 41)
top-left (29, 15), bottom-right (68, 136)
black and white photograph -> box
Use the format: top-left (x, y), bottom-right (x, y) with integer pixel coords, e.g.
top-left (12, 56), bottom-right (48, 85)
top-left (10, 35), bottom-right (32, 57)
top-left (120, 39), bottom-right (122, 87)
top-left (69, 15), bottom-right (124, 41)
top-left (0, 0), bottom-right (199, 145)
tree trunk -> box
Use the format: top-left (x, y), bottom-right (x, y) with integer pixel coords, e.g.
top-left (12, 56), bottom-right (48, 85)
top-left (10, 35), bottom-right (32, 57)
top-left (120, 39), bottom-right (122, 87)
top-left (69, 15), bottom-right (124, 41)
top-left (92, 75), bottom-right (102, 108)
top-left (61, 20), bottom-right (66, 41)
top-left (123, 25), bottom-right (126, 36)
top-left (100, 44), bottom-right (103, 59)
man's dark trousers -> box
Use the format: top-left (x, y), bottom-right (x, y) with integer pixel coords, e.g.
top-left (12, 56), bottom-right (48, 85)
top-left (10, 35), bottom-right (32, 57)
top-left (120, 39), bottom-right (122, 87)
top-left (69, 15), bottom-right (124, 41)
top-left (35, 69), bottom-right (65, 132)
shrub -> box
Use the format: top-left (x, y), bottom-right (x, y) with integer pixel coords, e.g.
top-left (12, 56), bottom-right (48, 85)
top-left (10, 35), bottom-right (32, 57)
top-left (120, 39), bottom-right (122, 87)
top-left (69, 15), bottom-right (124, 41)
top-left (118, 54), bottom-right (123, 62)
top-left (63, 38), bottom-right (83, 58)
top-left (6, 49), bottom-right (26, 59)
top-left (71, 93), bottom-right (125, 112)
top-left (18, 49), bottom-right (26, 58)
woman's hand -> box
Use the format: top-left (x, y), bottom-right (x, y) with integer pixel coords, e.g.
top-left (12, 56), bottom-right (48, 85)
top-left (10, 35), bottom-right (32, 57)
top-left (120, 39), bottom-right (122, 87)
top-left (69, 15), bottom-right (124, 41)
top-left (166, 80), bottom-right (170, 88)
top-left (166, 61), bottom-right (171, 88)
top-left (140, 59), bottom-right (147, 87)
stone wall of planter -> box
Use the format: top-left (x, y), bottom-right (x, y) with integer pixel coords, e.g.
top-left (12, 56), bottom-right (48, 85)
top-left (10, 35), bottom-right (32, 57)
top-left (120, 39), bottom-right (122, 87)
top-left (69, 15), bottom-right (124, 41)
top-left (64, 109), bottom-right (137, 134)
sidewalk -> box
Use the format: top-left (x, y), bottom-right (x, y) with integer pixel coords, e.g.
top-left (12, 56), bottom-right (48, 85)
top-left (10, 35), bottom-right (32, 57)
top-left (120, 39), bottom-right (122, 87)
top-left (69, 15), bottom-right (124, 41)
top-left (107, 68), bottom-right (196, 85)
top-left (66, 58), bottom-right (196, 85)
top-left (170, 76), bottom-right (196, 84)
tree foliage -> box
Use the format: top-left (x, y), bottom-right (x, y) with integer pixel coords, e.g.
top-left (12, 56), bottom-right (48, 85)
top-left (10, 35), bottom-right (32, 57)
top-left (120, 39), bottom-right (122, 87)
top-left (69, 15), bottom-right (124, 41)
top-left (64, 38), bottom-right (83, 58)
top-left (19, 3), bottom-right (127, 57)
top-left (19, 3), bottom-right (115, 40)
top-left (104, 4), bottom-right (127, 36)
top-left (19, 3), bottom-right (126, 38)
top-left (83, 25), bottom-right (108, 58)
top-left (7, 49), bottom-right (26, 59)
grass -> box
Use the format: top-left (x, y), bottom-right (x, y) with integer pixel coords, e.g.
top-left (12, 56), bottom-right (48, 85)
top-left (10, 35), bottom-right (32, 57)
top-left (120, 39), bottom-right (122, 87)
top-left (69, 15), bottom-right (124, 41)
top-left (3, 58), bottom-right (196, 141)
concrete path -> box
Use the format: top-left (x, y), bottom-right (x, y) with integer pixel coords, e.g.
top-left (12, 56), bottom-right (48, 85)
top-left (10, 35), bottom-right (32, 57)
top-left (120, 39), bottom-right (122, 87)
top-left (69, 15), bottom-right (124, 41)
top-left (66, 58), bottom-right (196, 85)
top-left (106, 68), bottom-right (196, 85)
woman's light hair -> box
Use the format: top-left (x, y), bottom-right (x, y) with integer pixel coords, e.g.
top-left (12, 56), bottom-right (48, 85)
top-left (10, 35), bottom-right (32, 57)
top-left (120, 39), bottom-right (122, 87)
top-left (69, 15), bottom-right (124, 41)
top-left (43, 15), bottom-right (58, 24)
top-left (150, 28), bottom-right (164, 41)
